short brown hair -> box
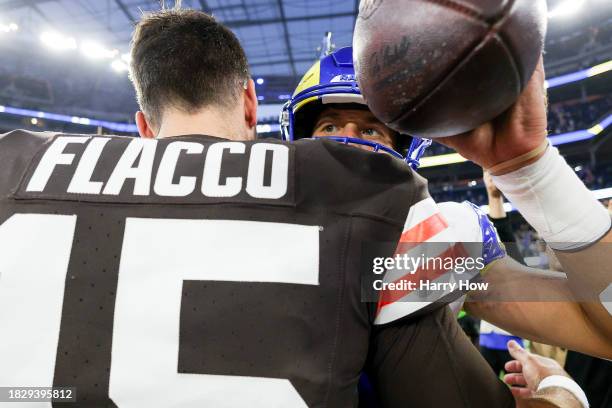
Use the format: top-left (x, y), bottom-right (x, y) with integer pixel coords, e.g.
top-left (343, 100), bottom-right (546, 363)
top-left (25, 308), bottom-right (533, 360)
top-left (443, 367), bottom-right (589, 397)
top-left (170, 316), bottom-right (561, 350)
top-left (130, 9), bottom-right (249, 126)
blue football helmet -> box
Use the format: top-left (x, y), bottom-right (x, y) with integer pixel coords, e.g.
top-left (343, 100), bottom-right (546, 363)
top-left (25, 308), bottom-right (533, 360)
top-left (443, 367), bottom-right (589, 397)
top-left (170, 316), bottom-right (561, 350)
top-left (280, 46), bottom-right (431, 169)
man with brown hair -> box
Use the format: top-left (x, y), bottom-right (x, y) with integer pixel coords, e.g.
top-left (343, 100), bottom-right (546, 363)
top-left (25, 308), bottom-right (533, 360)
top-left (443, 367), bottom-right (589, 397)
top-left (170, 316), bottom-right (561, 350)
top-left (130, 9), bottom-right (257, 141)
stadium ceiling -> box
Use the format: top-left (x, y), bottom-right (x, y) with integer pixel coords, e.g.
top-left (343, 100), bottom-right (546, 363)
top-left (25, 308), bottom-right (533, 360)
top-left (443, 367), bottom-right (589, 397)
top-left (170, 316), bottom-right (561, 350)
top-left (0, 0), bottom-right (358, 79)
top-left (0, 0), bottom-right (609, 80)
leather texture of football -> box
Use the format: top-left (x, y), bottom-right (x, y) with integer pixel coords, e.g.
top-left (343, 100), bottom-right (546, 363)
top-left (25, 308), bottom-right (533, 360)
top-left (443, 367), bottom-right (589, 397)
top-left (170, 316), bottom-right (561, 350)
top-left (353, 0), bottom-right (548, 138)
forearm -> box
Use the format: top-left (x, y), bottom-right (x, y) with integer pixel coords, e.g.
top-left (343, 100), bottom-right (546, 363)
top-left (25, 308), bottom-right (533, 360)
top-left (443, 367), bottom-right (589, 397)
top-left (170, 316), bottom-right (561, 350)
top-left (554, 230), bottom-right (612, 340)
top-left (465, 258), bottom-right (612, 359)
top-left (491, 145), bottom-right (612, 339)
top-left (487, 194), bottom-right (506, 219)
top-left (468, 299), bottom-right (612, 360)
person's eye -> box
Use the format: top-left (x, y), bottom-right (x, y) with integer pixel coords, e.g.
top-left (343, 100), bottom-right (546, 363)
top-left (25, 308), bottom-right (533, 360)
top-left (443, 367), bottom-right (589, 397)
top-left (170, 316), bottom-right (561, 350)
top-left (361, 128), bottom-right (382, 137)
top-left (321, 124), bottom-right (338, 134)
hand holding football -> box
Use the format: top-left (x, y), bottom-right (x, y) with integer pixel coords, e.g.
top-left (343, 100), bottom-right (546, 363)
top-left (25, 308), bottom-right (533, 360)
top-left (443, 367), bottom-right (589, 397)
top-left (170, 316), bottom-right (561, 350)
top-left (353, 0), bottom-right (548, 138)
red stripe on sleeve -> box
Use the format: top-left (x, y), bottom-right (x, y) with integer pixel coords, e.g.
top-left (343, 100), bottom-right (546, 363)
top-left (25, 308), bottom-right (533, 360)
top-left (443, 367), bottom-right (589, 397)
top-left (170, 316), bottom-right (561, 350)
top-left (377, 243), bottom-right (469, 309)
top-left (397, 213), bottom-right (448, 253)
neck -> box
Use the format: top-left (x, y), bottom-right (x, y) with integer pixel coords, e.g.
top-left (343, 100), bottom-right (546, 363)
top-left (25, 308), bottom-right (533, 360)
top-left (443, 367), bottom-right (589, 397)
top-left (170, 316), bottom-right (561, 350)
top-left (156, 106), bottom-right (249, 141)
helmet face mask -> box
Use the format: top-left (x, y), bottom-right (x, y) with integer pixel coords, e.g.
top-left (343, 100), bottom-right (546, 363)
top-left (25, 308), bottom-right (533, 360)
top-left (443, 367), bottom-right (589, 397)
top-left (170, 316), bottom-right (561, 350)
top-left (280, 46), bottom-right (431, 169)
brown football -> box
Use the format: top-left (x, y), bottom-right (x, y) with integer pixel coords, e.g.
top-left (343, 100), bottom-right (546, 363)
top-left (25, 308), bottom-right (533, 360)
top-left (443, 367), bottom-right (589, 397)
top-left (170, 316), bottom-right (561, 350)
top-left (353, 0), bottom-right (548, 138)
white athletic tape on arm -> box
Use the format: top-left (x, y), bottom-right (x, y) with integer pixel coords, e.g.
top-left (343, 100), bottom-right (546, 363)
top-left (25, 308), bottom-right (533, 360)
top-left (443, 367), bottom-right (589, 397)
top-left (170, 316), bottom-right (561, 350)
top-left (537, 375), bottom-right (589, 408)
top-left (492, 145), bottom-right (611, 251)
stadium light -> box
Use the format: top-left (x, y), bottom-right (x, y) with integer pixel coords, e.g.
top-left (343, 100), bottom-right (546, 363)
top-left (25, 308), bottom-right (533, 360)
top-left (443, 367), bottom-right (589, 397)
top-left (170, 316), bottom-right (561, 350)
top-left (256, 78), bottom-right (265, 85)
top-left (256, 124), bottom-right (273, 133)
top-left (589, 124), bottom-right (604, 135)
top-left (40, 31), bottom-right (77, 51)
top-left (420, 153), bottom-right (466, 168)
top-left (109, 53), bottom-right (132, 74)
top-left (548, 0), bottom-right (586, 19)
top-left (111, 59), bottom-right (129, 73)
top-left (544, 59), bottom-right (612, 89)
top-left (81, 40), bottom-right (119, 60)
top-left (0, 22), bottom-right (18, 33)
top-left (588, 60), bottom-right (612, 77)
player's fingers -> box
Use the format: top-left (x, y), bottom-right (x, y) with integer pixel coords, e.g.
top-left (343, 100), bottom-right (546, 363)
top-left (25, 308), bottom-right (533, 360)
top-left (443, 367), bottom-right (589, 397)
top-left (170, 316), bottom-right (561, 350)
top-left (504, 373), bottom-right (527, 387)
top-left (507, 340), bottom-right (529, 363)
top-left (504, 360), bottom-right (522, 373)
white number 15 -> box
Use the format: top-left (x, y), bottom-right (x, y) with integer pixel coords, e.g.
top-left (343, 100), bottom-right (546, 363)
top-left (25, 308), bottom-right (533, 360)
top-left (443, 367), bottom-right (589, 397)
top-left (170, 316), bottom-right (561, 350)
top-left (0, 214), bottom-right (319, 407)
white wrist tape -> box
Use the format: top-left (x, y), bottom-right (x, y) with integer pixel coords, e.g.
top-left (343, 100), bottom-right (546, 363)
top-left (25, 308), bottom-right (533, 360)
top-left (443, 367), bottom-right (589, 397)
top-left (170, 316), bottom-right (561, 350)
top-left (492, 145), bottom-right (611, 250)
top-left (537, 375), bottom-right (589, 408)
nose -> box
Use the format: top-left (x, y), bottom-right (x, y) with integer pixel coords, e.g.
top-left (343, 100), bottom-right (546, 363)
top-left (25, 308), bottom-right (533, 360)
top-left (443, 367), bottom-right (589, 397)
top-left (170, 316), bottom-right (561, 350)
top-left (341, 123), bottom-right (360, 139)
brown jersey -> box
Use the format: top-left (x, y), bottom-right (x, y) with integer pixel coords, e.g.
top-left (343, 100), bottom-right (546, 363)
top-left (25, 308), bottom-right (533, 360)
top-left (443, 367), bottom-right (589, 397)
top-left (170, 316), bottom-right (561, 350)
top-left (0, 130), bottom-right (432, 407)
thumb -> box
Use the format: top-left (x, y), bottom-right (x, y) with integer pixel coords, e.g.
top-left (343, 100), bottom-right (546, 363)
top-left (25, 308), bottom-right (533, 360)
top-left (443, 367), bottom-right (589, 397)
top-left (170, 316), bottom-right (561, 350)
top-left (507, 340), bottom-right (528, 362)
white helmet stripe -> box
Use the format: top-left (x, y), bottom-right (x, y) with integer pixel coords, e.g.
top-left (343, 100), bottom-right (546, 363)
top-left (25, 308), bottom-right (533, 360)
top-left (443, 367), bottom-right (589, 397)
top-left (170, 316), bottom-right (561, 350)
top-left (321, 93), bottom-right (367, 105)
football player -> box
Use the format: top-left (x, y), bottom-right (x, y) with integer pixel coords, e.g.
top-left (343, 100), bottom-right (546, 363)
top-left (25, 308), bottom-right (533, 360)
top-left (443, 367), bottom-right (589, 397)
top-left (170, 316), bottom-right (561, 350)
top-left (0, 9), bottom-right (514, 407)
top-left (281, 46), bottom-right (612, 360)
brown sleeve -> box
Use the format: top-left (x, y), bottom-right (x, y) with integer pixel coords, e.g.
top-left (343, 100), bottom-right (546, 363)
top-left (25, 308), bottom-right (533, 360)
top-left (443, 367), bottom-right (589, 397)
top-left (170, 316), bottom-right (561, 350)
top-left (367, 307), bottom-right (514, 408)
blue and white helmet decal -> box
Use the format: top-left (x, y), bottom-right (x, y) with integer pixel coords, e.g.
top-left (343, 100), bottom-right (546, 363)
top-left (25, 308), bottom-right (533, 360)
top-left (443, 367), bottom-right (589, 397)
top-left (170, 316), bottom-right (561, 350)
top-left (280, 46), bottom-right (431, 169)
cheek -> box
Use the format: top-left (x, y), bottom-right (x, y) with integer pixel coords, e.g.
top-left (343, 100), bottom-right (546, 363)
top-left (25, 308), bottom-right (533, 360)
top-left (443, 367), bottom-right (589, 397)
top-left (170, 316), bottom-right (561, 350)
top-left (385, 134), bottom-right (400, 150)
